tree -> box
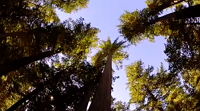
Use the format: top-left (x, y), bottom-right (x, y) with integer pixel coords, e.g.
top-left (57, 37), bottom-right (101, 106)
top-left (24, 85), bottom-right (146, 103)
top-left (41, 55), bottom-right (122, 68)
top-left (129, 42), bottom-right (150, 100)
top-left (0, 0), bottom-right (99, 110)
top-left (0, 0), bottom-right (89, 24)
top-left (0, 0), bottom-right (96, 68)
top-left (0, 18), bottom-right (99, 77)
top-left (88, 38), bottom-right (129, 111)
top-left (0, 0), bottom-right (90, 46)
top-left (74, 61), bottom-right (104, 111)
top-left (118, 0), bottom-right (200, 73)
top-left (118, 0), bottom-right (200, 43)
top-left (111, 100), bottom-right (130, 111)
top-left (6, 68), bottom-right (67, 111)
top-left (0, 19), bottom-right (99, 109)
top-left (126, 61), bottom-right (164, 111)
top-left (126, 60), bottom-right (200, 111)
top-left (75, 37), bottom-right (128, 111)
top-left (92, 37), bottom-right (129, 69)
top-left (0, 51), bottom-right (57, 77)
top-left (6, 58), bottom-right (100, 111)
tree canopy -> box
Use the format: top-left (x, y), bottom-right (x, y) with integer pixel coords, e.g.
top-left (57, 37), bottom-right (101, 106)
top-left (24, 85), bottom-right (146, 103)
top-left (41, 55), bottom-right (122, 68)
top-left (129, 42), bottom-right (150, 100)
top-left (126, 60), bottom-right (200, 111)
top-left (118, 0), bottom-right (200, 110)
top-left (1, 0), bottom-right (200, 110)
top-left (118, 0), bottom-right (200, 73)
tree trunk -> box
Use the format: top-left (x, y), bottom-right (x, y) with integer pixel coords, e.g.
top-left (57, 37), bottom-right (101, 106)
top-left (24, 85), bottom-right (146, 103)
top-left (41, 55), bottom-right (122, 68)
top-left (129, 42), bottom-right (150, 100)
top-left (75, 84), bottom-right (93, 111)
top-left (149, 4), bottom-right (200, 24)
top-left (0, 50), bottom-right (58, 77)
top-left (88, 53), bottom-right (112, 111)
top-left (75, 69), bottom-right (103, 111)
top-left (148, 0), bottom-right (184, 16)
top-left (6, 69), bottom-right (66, 111)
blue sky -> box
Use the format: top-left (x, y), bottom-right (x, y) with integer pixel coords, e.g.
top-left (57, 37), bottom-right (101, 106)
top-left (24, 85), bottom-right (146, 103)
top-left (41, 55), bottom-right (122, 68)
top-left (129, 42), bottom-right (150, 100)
top-left (57, 0), bottom-right (168, 108)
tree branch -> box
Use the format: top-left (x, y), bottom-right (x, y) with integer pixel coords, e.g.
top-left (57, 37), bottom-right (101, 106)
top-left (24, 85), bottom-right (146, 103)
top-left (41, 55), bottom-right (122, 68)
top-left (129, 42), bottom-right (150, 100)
top-left (149, 4), bottom-right (200, 24)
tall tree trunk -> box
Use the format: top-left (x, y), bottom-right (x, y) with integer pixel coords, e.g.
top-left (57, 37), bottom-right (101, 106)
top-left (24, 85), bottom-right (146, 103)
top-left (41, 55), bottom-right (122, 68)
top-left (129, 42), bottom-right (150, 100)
top-left (88, 53), bottom-right (112, 111)
top-left (149, 4), bottom-right (200, 24)
top-left (75, 69), bottom-right (103, 111)
top-left (6, 69), bottom-right (66, 111)
top-left (0, 50), bottom-right (58, 77)
top-left (75, 84), bottom-right (93, 111)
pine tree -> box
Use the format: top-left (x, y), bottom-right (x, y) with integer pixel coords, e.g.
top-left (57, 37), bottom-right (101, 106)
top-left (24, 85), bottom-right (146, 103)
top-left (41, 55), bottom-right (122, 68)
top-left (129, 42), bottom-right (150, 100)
top-left (0, 18), bottom-right (99, 77)
top-left (126, 60), bottom-right (200, 110)
top-left (88, 38), bottom-right (128, 111)
top-left (118, 0), bottom-right (200, 73)
top-left (0, 0), bottom-right (100, 110)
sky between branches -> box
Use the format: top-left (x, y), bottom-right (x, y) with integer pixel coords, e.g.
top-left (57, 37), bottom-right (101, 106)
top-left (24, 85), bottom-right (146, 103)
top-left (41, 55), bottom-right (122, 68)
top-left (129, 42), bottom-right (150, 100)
top-left (56, 0), bottom-right (168, 109)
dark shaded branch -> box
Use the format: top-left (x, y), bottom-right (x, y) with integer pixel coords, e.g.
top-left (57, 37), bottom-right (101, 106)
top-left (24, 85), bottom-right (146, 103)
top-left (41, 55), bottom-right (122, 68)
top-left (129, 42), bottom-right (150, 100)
top-left (6, 69), bottom-right (67, 111)
top-left (0, 32), bottom-right (29, 39)
top-left (0, 51), bottom-right (58, 77)
top-left (145, 85), bottom-right (164, 111)
top-left (147, 0), bottom-right (185, 16)
top-left (150, 4), bottom-right (200, 24)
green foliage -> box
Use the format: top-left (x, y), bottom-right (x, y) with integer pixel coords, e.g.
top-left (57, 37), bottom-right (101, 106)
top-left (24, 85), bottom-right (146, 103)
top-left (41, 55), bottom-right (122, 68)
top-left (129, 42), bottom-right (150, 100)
top-left (3, 0), bottom-right (200, 110)
top-left (0, 0), bottom-right (89, 23)
top-left (111, 100), bottom-right (130, 111)
top-left (0, 0), bottom-right (100, 110)
top-left (119, 0), bottom-right (200, 110)
top-left (126, 61), bottom-right (154, 104)
top-left (92, 37), bottom-right (129, 69)
top-left (0, 18), bottom-right (98, 72)
top-left (118, 0), bottom-right (200, 44)
top-left (0, 55), bottom-right (102, 110)
top-left (164, 35), bottom-right (200, 73)
top-left (88, 37), bottom-right (129, 111)
top-left (118, 0), bottom-right (200, 73)
top-left (0, 60), bottom-right (54, 110)
top-left (51, 0), bottom-right (89, 13)
top-left (15, 59), bottom-right (99, 111)
top-left (126, 60), bottom-right (200, 111)
top-left (0, 0), bottom-right (95, 65)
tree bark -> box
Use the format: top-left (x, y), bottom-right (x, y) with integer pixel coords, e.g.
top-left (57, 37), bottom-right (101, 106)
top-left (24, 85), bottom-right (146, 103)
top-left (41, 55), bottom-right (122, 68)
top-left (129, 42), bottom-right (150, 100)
top-left (149, 4), bottom-right (200, 24)
top-left (147, 0), bottom-right (185, 16)
top-left (88, 53), bottom-right (112, 111)
top-left (6, 69), bottom-right (66, 111)
top-left (0, 50), bottom-right (58, 77)
top-left (75, 84), bottom-right (93, 111)
top-left (75, 71), bottom-right (103, 111)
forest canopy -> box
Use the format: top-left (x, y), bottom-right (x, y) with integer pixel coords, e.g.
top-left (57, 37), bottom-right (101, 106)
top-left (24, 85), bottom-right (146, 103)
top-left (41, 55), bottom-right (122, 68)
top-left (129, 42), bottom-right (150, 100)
top-left (0, 0), bottom-right (200, 111)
